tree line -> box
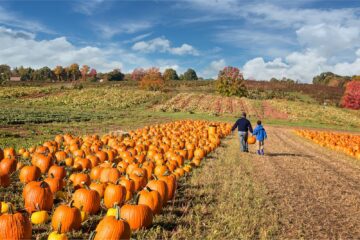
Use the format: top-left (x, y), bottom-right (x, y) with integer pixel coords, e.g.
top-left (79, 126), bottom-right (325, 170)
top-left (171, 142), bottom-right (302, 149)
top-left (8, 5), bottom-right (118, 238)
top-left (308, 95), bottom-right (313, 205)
top-left (0, 64), bottom-right (200, 83)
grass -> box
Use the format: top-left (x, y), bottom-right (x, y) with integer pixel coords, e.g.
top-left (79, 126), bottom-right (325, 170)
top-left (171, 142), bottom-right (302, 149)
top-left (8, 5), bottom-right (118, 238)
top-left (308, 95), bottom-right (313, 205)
top-left (133, 135), bottom-right (279, 239)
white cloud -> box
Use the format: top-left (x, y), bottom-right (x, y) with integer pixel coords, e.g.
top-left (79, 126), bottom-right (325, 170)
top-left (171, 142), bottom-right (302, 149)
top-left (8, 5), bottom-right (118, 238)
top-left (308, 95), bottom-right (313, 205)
top-left (0, 26), bottom-right (153, 72)
top-left (73, 0), bottom-right (106, 15)
top-left (0, 6), bottom-right (51, 33)
top-left (132, 37), bottom-right (199, 56)
top-left (93, 21), bottom-right (154, 39)
top-left (202, 59), bottom-right (226, 79)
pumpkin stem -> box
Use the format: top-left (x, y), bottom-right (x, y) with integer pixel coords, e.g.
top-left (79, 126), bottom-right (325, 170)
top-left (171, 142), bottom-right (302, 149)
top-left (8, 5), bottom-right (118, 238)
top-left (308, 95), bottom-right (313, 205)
top-left (88, 231), bottom-right (96, 240)
top-left (134, 193), bottom-right (140, 205)
top-left (115, 205), bottom-right (121, 220)
top-left (40, 181), bottom-right (49, 188)
top-left (57, 222), bottom-right (62, 233)
top-left (144, 186), bottom-right (152, 192)
top-left (68, 200), bottom-right (74, 207)
top-left (6, 203), bottom-right (14, 214)
top-left (152, 174), bottom-right (158, 180)
top-left (82, 182), bottom-right (90, 189)
top-left (50, 173), bottom-right (55, 178)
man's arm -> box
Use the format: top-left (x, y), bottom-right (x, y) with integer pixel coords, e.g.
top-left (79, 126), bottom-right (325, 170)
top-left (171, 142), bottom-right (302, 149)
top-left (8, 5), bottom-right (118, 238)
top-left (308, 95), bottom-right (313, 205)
top-left (231, 120), bottom-right (238, 132)
top-left (248, 121), bottom-right (253, 133)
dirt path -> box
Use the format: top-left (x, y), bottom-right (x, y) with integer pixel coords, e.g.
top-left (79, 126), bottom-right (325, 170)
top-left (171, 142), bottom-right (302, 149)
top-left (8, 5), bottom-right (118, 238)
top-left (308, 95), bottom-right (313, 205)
top-left (249, 126), bottom-right (360, 239)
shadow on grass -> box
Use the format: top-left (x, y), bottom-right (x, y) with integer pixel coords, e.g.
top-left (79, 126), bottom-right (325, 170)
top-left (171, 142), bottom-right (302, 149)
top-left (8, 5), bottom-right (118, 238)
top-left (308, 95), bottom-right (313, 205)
top-left (266, 152), bottom-right (313, 158)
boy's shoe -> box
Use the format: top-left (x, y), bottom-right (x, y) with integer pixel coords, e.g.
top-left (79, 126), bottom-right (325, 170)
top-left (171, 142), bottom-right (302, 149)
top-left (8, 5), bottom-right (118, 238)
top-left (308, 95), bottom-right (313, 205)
top-left (257, 150), bottom-right (261, 155)
top-left (261, 149), bottom-right (264, 155)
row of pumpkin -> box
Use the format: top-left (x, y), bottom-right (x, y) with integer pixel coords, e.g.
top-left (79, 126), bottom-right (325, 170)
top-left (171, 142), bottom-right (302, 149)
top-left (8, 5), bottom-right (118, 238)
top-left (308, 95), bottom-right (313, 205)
top-left (295, 129), bottom-right (360, 159)
top-left (0, 120), bottom-right (232, 239)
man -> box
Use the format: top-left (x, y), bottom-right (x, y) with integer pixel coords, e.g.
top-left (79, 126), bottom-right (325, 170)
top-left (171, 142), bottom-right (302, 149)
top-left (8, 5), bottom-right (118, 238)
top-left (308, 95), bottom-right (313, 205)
top-left (231, 112), bottom-right (253, 152)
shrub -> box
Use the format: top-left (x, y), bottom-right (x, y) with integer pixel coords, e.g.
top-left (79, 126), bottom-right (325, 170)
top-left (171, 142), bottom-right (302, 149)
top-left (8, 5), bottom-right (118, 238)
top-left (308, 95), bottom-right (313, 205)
top-left (216, 66), bottom-right (247, 97)
top-left (131, 68), bottom-right (146, 81)
top-left (341, 80), bottom-right (360, 110)
top-left (140, 68), bottom-right (164, 91)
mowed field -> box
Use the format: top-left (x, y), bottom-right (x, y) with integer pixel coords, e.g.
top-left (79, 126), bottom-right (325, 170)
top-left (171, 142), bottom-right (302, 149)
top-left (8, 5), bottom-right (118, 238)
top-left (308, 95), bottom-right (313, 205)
top-left (1, 82), bottom-right (360, 239)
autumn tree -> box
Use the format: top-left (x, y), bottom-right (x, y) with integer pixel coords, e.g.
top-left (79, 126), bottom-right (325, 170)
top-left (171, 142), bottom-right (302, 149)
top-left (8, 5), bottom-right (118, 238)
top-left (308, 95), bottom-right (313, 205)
top-left (88, 68), bottom-right (97, 82)
top-left (131, 68), bottom-right (146, 81)
top-left (80, 65), bottom-right (90, 81)
top-left (341, 80), bottom-right (360, 110)
top-left (216, 66), bottom-right (247, 97)
top-left (183, 68), bottom-right (198, 81)
top-left (69, 63), bottom-right (80, 81)
top-left (53, 66), bottom-right (64, 81)
top-left (140, 67), bottom-right (164, 91)
top-left (163, 68), bottom-right (179, 81)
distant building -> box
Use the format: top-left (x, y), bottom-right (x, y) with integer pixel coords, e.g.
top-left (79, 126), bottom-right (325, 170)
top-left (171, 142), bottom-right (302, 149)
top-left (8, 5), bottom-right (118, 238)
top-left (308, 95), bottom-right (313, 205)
top-left (10, 76), bottom-right (21, 81)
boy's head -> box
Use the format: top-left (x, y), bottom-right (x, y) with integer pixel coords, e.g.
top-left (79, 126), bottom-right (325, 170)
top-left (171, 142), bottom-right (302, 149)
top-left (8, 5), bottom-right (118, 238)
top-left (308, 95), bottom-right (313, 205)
top-left (257, 120), bottom-right (262, 125)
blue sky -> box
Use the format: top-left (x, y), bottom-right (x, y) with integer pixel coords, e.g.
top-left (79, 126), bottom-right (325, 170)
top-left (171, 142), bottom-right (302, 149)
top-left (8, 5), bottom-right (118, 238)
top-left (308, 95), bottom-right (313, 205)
top-left (0, 0), bottom-right (360, 82)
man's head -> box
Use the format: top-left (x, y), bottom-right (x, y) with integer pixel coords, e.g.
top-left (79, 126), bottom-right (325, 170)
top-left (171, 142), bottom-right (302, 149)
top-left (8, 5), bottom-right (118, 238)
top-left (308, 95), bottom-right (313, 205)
top-left (242, 112), bottom-right (247, 118)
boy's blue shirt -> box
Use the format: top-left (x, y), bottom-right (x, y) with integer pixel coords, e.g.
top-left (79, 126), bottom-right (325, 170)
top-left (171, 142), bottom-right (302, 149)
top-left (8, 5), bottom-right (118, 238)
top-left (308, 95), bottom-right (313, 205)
top-left (253, 125), bottom-right (267, 141)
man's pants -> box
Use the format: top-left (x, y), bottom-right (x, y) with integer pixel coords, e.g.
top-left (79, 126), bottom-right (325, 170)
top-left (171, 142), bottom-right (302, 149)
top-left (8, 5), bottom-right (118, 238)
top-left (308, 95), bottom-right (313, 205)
top-left (238, 131), bottom-right (248, 152)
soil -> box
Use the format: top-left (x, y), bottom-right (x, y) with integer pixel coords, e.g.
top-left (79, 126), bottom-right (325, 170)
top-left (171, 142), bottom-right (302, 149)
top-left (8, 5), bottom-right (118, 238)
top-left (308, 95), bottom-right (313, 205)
top-left (262, 101), bottom-right (288, 119)
top-left (249, 127), bottom-right (360, 239)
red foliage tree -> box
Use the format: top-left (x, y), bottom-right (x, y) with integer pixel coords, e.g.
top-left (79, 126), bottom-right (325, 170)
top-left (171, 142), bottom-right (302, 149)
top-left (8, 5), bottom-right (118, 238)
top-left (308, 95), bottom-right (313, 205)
top-left (131, 68), bottom-right (146, 81)
top-left (140, 67), bottom-right (164, 90)
top-left (341, 80), bottom-right (360, 110)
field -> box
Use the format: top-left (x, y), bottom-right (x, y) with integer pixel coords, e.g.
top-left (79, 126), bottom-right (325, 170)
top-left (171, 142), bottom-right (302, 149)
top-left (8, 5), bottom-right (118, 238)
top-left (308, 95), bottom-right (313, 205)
top-left (1, 82), bottom-right (360, 239)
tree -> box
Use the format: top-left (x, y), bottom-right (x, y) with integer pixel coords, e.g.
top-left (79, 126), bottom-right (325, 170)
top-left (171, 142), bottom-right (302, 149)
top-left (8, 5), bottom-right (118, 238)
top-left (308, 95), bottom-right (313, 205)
top-left (88, 68), bottom-right (97, 82)
top-left (69, 63), bottom-right (80, 81)
top-left (32, 67), bottom-right (54, 81)
top-left (313, 72), bottom-right (351, 88)
top-left (341, 80), bottom-right (360, 110)
top-left (53, 66), bottom-right (64, 81)
top-left (163, 68), bottom-right (179, 81)
top-left (18, 66), bottom-right (34, 81)
top-left (107, 69), bottom-right (124, 81)
top-left (216, 66), bottom-right (247, 97)
top-left (131, 68), bottom-right (146, 81)
top-left (80, 65), bottom-right (90, 82)
top-left (183, 68), bottom-right (198, 81)
top-left (0, 64), bottom-right (11, 82)
top-left (140, 67), bottom-right (164, 90)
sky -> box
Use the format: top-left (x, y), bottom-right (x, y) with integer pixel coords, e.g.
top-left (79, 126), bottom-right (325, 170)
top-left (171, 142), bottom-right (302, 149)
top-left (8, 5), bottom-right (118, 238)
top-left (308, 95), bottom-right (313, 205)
top-left (0, 0), bottom-right (360, 82)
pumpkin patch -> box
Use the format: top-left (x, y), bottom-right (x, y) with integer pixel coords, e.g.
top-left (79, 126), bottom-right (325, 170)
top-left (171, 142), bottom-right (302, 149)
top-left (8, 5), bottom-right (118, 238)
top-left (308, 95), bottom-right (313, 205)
top-left (0, 120), bottom-right (231, 239)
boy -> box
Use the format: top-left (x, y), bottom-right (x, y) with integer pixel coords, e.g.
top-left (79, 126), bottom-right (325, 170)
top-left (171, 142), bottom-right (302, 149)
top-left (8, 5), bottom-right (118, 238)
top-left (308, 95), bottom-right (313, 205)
top-left (252, 120), bottom-right (267, 155)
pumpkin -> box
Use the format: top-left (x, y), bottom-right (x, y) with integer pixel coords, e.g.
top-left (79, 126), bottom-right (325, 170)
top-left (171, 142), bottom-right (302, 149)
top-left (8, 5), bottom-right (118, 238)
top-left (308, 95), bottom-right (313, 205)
top-left (89, 182), bottom-right (107, 198)
top-left (0, 171), bottom-right (10, 187)
top-left (0, 205), bottom-right (32, 240)
top-left (146, 178), bottom-right (168, 206)
top-left (247, 136), bottom-right (256, 144)
top-left (51, 203), bottom-right (82, 233)
top-left (32, 153), bottom-right (53, 173)
top-left (100, 166), bottom-right (121, 184)
top-left (19, 165), bottom-right (41, 184)
top-left (72, 188), bottom-right (101, 214)
top-left (45, 175), bottom-right (65, 193)
top-left (48, 230), bottom-right (68, 240)
top-left (159, 174), bottom-right (177, 201)
top-left (138, 187), bottom-right (163, 215)
top-left (48, 165), bottom-right (66, 180)
top-left (24, 181), bottom-right (54, 213)
top-left (0, 158), bottom-right (17, 175)
top-left (120, 203), bottom-right (153, 230)
top-left (94, 206), bottom-right (131, 240)
top-left (104, 184), bottom-right (126, 209)
top-left (70, 173), bottom-right (91, 188)
top-left (31, 210), bottom-right (49, 224)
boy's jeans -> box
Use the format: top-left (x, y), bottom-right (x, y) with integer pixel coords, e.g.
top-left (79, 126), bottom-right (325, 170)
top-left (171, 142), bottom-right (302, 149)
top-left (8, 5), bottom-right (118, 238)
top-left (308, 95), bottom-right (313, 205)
top-left (238, 131), bottom-right (248, 152)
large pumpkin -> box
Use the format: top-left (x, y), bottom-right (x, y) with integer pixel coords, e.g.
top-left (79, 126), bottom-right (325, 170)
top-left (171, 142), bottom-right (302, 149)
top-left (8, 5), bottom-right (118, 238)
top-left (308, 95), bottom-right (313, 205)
top-left (0, 206), bottom-right (32, 239)
top-left (23, 181), bottom-right (54, 213)
top-left (94, 206), bottom-right (131, 240)
top-left (51, 203), bottom-right (82, 233)
top-left (146, 179), bottom-right (168, 206)
top-left (120, 203), bottom-right (153, 230)
top-left (72, 188), bottom-right (101, 214)
top-left (138, 187), bottom-right (163, 215)
top-left (104, 184), bottom-right (126, 209)
top-left (19, 166), bottom-right (41, 184)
